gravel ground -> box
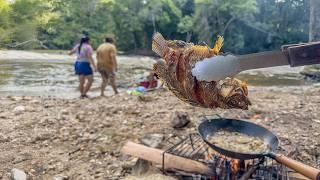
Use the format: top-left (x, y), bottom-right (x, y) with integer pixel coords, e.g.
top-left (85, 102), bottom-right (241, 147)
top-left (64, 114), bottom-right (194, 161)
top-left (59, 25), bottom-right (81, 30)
top-left (0, 86), bottom-right (320, 179)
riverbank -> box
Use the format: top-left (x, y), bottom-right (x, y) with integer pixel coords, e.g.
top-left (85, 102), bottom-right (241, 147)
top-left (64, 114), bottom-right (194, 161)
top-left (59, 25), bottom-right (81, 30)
top-left (0, 87), bottom-right (320, 179)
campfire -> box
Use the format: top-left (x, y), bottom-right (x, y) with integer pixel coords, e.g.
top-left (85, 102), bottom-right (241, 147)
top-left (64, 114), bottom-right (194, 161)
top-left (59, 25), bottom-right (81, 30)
top-left (122, 133), bottom-right (313, 180)
top-left (122, 118), bottom-right (319, 180)
top-left (162, 133), bottom-right (290, 180)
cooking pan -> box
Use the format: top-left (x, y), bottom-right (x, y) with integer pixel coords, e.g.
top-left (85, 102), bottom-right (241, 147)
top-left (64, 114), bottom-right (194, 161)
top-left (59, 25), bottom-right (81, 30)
top-left (198, 117), bottom-right (320, 180)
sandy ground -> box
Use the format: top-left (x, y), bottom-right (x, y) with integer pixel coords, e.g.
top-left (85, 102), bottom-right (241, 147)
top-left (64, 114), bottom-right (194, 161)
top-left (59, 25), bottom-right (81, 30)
top-left (0, 50), bottom-right (320, 179)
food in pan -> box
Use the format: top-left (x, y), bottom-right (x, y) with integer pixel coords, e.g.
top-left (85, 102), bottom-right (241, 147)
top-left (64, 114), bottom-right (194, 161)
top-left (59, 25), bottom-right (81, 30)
top-left (207, 130), bottom-right (269, 154)
top-left (152, 32), bottom-right (251, 110)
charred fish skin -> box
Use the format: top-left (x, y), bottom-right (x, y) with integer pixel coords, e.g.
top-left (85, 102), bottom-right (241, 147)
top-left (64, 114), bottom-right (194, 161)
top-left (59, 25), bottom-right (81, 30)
top-left (152, 32), bottom-right (251, 110)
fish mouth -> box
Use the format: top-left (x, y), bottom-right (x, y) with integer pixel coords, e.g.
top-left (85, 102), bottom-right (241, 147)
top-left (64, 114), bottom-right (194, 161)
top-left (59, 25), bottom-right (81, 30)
top-left (226, 93), bottom-right (251, 110)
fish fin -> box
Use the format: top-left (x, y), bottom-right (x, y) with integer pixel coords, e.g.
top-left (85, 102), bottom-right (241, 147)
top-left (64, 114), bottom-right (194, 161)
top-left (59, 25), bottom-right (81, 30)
top-left (152, 32), bottom-right (168, 57)
top-left (212, 35), bottom-right (224, 55)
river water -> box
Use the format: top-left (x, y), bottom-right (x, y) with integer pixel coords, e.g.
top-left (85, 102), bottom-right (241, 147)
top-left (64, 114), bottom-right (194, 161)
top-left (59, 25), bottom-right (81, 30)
top-left (0, 54), bottom-right (156, 98)
top-left (0, 53), bottom-right (314, 98)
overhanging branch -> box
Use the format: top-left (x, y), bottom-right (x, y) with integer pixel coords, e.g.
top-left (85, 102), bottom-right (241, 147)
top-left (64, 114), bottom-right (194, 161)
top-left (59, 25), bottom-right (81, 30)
top-left (5, 39), bottom-right (48, 49)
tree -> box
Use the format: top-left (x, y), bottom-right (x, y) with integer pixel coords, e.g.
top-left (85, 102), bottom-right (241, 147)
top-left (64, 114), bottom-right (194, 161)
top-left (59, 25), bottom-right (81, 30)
top-left (309, 0), bottom-right (320, 41)
top-left (236, 0), bottom-right (309, 54)
top-left (192, 0), bottom-right (257, 52)
top-left (0, 0), bottom-right (312, 54)
top-left (1, 0), bottom-right (52, 49)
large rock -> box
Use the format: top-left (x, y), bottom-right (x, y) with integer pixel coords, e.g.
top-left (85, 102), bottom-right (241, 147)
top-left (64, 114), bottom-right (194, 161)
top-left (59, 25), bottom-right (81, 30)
top-left (139, 134), bottom-right (164, 148)
top-left (171, 112), bottom-right (191, 129)
top-left (11, 168), bottom-right (27, 180)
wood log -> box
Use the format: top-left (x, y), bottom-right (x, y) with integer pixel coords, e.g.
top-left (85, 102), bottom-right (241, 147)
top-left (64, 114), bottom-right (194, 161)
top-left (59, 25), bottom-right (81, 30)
top-left (288, 172), bottom-right (309, 180)
top-left (121, 141), bottom-right (213, 175)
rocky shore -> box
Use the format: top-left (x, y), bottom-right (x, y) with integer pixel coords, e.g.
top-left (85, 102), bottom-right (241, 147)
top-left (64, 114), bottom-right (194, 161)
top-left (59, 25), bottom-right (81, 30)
top-left (0, 86), bottom-right (320, 179)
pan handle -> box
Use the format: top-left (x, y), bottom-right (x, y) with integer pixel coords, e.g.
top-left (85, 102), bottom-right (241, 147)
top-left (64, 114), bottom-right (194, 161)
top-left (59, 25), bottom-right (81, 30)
top-left (269, 152), bottom-right (320, 180)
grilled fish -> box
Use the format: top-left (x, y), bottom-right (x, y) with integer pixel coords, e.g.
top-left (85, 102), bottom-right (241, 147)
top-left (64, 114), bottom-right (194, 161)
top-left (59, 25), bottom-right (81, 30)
top-left (152, 32), bottom-right (251, 110)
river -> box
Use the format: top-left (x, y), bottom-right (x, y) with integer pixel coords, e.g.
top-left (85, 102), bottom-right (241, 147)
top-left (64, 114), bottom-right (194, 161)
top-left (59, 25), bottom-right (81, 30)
top-left (0, 50), bottom-right (314, 98)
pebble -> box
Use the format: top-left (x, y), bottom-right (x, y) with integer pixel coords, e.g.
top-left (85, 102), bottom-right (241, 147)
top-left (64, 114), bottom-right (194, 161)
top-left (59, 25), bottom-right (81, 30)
top-left (11, 168), bottom-right (27, 180)
top-left (10, 96), bottom-right (23, 101)
top-left (30, 99), bottom-right (41, 104)
top-left (60, 109), bottom-right (69, 115)
top-left (13, 106), bottom-right (26, 115)
top-left (0, 112), bottom-right (9, 119)
top-left (171, 111), bottom-right (191, 129)
top-left (0, 134), bottom-right (9, 143)
top-left (53, 175), bottom-right (69, 180)
top-left (312, 119), bottom-right (320, 124)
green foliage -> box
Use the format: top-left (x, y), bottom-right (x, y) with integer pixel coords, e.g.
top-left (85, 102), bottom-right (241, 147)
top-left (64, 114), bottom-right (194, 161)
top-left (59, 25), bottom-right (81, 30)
top-left (0, 0), bottom-right (11, 44)
top-left (193, 0), bottom-right (257, 50)
top-left (0, 0), bottom-right (312, 54)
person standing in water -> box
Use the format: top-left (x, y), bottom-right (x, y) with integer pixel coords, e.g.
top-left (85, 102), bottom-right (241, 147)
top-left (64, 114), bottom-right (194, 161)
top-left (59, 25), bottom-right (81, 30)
top-left (68, 36), bottom-right (97, 98)
top-left (96, 37), bottom-right (119, 96)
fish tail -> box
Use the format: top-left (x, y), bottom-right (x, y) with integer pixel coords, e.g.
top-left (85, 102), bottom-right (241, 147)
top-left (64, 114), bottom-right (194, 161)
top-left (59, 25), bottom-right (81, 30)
top-left (152, 32), bottom-right (168, 57)
top-left (212, 35), bottom-right (224, 55)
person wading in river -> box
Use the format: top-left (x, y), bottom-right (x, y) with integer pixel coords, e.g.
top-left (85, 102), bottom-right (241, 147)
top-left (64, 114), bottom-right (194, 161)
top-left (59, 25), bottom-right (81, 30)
top-left (68, 36), bottom-right (97, 98)
top-left (96, 37), bottom-right (119, 96)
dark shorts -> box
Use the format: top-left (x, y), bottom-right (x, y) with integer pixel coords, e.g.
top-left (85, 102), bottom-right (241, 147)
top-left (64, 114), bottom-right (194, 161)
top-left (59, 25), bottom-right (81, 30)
top-left (75, 61), bottom-right (93, 76)
top-left (98, 67), bottom-right (115, 80)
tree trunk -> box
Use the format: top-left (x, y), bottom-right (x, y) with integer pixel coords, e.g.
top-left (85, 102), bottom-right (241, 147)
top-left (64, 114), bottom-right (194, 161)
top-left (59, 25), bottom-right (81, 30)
top-left (186, 32), bottom-right (192, 42)
top-left (309, 0), bottom-right (320, 41)
top-left (222, 16), bottom-right (236, 36)
top-left (152, 14), bottom-right (156, 33)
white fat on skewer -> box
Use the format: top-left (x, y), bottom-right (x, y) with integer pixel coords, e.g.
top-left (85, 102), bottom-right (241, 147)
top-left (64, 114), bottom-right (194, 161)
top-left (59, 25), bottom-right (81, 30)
top-left (191, 55), bottom-right (240, 82)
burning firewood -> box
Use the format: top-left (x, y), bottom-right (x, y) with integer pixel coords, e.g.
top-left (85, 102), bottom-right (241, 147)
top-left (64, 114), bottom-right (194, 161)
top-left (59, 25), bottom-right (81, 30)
top-left (207, 148), bottom-right (241, 176)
